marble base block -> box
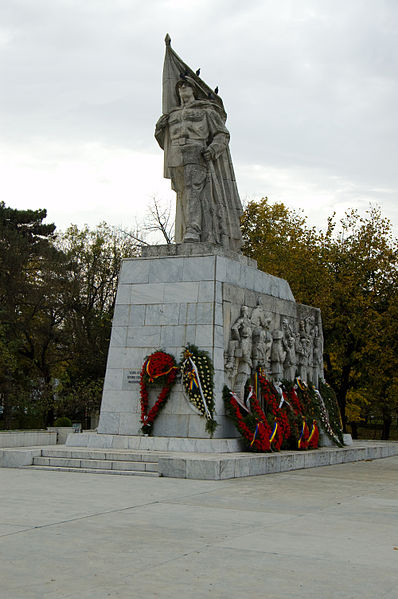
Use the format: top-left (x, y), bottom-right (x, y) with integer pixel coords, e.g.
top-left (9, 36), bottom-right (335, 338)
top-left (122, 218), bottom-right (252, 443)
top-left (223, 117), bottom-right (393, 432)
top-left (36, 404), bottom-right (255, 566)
top-left (97, 243), bottom-right (303, 438)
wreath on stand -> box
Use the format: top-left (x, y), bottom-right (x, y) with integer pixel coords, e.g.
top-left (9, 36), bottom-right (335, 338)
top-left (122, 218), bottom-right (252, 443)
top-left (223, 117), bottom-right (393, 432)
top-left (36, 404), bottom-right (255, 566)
top-left (224, 374), bottom-right (321, 451)
top-left (294, 378), bottom-right (320, 449)
top-left (317, 381), bottom-right (344, 446)
top-left (256, 371), bottom-right (290, 451)
top-left (180, 345), bottom-right (218, 437)
top-left (223, 385), bottom-right (273, 452)
top-left (281, 378), bottom-right (319, 449)
top-left (139, 351), bottom-right (178, 435)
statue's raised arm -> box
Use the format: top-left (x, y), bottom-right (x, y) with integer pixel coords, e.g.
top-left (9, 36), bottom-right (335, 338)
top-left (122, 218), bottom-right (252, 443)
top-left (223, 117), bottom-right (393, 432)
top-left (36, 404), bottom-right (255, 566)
top-left (155, 34), bottom-right (243, 252)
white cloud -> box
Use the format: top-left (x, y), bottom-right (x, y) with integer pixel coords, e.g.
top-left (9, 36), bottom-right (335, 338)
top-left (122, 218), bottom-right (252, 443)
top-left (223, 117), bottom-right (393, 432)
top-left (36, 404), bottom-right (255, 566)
top-left (0, 140), bottom-right (173, 231)
top-left (0, 0), bottom-right (397, 233)
top-left (236, 162), bottom-right (398, 233)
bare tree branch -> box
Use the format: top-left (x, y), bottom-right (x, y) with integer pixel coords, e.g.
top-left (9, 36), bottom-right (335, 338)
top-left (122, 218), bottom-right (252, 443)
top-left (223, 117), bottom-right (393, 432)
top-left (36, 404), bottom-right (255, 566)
top-left (143, 196), bottom-right (174, 244)
top-left (120, 230), bottom-right (150, 246)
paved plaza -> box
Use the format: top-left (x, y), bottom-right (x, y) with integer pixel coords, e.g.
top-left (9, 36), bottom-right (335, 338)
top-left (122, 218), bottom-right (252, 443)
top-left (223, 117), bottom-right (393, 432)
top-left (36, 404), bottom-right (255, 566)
top-left (1, 456), bottom-right (397, 599)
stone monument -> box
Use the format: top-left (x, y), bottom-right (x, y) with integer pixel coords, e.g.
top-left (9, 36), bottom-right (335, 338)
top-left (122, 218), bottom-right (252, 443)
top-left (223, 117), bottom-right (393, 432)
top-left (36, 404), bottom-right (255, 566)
top-left (88, 35), bottom-right (324, 447)
top-left (155, 34), bottom-right (242, 251)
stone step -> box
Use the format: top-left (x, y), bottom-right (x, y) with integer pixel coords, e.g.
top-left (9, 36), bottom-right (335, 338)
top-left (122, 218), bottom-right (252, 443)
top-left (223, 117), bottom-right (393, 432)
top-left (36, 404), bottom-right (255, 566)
top-left (33, 456), bottom-right (158, 472)
top-left (40, 448), bottom-right (163, 462)
top-left (26, 465), bottom-right (160, 477)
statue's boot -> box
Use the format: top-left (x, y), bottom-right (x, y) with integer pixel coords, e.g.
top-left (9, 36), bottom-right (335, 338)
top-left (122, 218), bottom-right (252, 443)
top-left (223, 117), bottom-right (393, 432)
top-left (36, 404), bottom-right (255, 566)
top-left (183, 231), bottom-right (200, 242)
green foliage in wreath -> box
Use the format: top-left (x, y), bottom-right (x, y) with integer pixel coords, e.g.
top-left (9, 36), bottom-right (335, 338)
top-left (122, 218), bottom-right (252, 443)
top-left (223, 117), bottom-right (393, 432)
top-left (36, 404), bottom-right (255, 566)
top-left (277, 379), bottom-right (306, 448)
top-left (318, 380), bottom-right (344, 445)
top-left (180, 344), bottom-right (218, 437)
top-left (223, 384), bottom-right (272, 452)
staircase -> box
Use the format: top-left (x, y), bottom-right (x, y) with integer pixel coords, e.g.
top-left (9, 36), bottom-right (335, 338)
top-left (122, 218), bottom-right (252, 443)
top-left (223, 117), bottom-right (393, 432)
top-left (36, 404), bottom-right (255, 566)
top-left (27, 447), bottom-right (162, 476)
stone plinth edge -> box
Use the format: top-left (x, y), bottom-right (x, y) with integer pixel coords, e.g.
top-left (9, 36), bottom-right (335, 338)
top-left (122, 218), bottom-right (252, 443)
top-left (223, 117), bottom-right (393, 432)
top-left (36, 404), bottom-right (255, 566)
top-left (140, 242), bottom-right (257, 268)
top-left (66, 432), bottom-right (244, 453)
top-left (158, 441), bottom-right (398, 480)
top-left (0, 430), bottom-right (57, 448)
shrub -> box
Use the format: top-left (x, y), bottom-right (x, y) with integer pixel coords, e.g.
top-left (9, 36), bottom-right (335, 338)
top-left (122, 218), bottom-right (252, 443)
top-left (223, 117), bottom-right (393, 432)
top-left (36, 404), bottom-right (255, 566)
top-left (54, 416), bottom-right (73, 427)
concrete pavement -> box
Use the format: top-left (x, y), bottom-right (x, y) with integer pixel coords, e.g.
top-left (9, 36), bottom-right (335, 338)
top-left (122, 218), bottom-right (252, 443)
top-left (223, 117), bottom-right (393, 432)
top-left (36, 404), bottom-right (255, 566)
top-left (1, 455), bottom-right (397, 598)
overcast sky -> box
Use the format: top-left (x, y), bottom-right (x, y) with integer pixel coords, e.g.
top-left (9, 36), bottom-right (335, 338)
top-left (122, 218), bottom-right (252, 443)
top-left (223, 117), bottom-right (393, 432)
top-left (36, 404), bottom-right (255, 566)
top-left (1, 0), bottom-right (397, 235)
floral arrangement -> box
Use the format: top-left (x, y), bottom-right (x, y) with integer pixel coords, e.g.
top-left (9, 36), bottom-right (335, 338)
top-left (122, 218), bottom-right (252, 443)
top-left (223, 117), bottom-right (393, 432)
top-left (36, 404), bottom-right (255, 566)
top-left (317, 381), bottom-right (344, 446)
top-left (224, 373), bottom-right (324, 452)
top-left (257, 371), bottom-right (290, 450)
top-left (223, 385), bottom-right (272, 452)
top-left (295, 377), bottom-right (316, 418)
top-left (139, 350), bottom-right (178, 435)
top-left (281, 379), bottom-right (321, 450)
top-left (307, 419), bottom-right (320, 449)
top-left (281, 384), bottom-right (304, 446)
top-left (181, 345), bottom-right (217, 436)
top-left (297, 419), bottom-right (309, 449)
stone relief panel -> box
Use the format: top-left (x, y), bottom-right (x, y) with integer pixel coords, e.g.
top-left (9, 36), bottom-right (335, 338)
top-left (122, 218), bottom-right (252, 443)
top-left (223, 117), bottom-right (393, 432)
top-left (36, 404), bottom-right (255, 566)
top-left (223, 284), bottom-right (324, 394)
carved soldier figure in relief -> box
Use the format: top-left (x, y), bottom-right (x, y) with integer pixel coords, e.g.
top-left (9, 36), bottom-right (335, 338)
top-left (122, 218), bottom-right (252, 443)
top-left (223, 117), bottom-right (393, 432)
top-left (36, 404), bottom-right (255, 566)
top-left (271, 330), bottom-right (286, 380)
top-left (281, 318), bottom-right (297, 380)
top-left (296, 319), bottom-right (312, 382)
top-left (251, 298), bottom-right (272, 373)
top-left (155, 35), bottom-right (242, 251)
top-left (225, 306), bottom-right (253, 398)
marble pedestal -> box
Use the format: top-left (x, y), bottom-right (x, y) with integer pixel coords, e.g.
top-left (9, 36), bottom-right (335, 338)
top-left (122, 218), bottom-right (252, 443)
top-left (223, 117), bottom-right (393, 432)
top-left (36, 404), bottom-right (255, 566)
top-left (97, 242), bottom-right (315, 439)
top-left (98, 243), bottom-right (320, 438)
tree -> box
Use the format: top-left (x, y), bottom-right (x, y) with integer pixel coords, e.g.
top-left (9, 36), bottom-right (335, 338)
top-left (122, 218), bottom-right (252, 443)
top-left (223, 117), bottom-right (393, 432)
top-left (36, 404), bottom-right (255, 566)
top-left (54, 223), bottom-right (140, 427)
top-left (0, 204), bottom-right (141, 429)
top-left (242, 198), bottom-right (398, 436)
top-left (321, 207), bottom-right (398, 435)
top-left (241, 198), bottom-right (332, 308)
top-left (0, 202), bottom-right (64, 427)
top-left (120, 196), bottom-right (175, 246)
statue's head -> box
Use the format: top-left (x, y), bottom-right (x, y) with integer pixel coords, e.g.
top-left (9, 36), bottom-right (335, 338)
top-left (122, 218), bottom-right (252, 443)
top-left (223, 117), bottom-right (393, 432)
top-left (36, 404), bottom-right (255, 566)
top-left (176, 79), bottom-right (196, 104)
top-left (174, 75), bottom-right (227, 119)
top-left (241, 305), bottom-right (250, 317)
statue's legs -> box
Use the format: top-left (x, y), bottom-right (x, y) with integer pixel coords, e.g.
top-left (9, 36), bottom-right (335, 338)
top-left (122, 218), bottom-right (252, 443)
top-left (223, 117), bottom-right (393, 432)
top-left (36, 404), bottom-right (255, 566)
top-left (225, 338), bottom-right (238, 372)
top-left (171, 154), bottom-right (207, 243)
top-left (170, 145), bottom-right (209, 243)
top-left (182, 163), bottom-right (207, 242)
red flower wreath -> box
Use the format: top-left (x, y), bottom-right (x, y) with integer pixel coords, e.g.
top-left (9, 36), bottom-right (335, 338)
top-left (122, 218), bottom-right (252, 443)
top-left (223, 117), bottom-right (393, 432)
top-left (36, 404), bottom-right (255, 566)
top-left (307, 419), bottom-right (319, 449)
top-left (257, 372), bottom-right (291, 450)
top-left (140, 351), bottom-right (178, 434)
top-left (229, 394), bottom-right (272, 452)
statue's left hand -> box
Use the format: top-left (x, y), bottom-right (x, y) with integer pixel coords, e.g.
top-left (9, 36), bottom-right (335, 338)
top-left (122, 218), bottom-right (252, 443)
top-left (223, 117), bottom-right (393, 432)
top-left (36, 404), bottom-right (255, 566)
top-left (203, 145), bottom-right (216, 162)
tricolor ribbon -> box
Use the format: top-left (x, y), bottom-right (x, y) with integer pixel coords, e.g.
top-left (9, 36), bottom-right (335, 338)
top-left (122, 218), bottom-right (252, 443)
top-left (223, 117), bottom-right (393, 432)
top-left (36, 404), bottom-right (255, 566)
top-left (250, 423), bottom-right (259, 447)
top-left (254, 371), bottom-right (259, 400)
top-left (298, 419), bottom-right (308, 448)
top-left (269, 421), bottom-right (278, 443)
top-left (145, 359), bottom-right (177, 383)
top-left (308, 420), bottom-right (318, 444)
top-left (296, 377), bottom-right (306, 391)
top-left (188, 368), bottom-right (200, 391)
